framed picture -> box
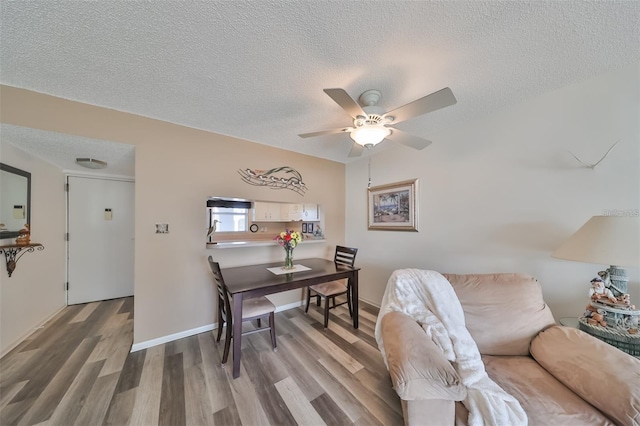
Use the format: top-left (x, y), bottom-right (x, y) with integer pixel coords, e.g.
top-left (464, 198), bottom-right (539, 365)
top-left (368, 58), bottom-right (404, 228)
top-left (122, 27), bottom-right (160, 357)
top-left (368, 179), bottom-right (418, 231)
top-left (308, 223), bottom-right (314, 233)
top-left (302, 223), bottom-right (307, 233)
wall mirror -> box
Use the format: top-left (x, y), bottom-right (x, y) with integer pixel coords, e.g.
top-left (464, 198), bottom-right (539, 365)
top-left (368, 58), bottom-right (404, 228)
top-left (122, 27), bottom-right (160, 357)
top-left (0, 163), bottom-right (31, 240)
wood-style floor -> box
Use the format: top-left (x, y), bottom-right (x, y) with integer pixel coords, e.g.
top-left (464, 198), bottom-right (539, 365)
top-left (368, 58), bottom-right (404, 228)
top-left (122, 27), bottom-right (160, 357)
top-left (0, 296), bottom-right (402, 425)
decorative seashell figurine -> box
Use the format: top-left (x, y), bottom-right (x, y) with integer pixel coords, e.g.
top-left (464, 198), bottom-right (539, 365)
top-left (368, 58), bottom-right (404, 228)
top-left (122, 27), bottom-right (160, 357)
top-left (15, 224), bottom-right (31, 246)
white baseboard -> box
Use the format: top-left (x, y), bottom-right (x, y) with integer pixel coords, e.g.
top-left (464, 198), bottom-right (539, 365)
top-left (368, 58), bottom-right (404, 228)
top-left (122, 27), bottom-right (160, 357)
top-left (1, 305), bottom-right (66, 358)
top-left (131, 323), bottom-right (216, 352)
top-left (359, 296), bottom-right (381, 308)
top-left (130, 300), bottom-right (305, 353)
top-left (274, 300), bottom-right (304, 313)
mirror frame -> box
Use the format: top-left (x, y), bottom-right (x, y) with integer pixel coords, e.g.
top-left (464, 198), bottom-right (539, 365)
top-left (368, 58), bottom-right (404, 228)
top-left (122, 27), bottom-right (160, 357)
top-left (0, 163), bottom-right (31, 240)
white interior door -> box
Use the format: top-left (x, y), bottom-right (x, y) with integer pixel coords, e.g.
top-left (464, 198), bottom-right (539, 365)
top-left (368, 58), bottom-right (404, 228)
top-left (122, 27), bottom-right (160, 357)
top-left (67, 176), bottom-right (134, 305)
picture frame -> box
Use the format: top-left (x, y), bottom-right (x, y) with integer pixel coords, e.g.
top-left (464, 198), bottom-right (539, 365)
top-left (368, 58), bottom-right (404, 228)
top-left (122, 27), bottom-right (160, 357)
top-left (368, 179), bottom-right (418, 231)
top-left (302, 223), bottom-right (307, 233)
top-left (308, 223), bottom-right (313, 233)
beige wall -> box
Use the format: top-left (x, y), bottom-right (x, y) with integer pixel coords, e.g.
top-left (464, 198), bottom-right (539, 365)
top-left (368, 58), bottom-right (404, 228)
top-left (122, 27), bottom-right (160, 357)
top-left (0, 142), bottom-right (66, 356)
top-left (346, 62), bottom-right (640, 320)
top-left (0, 86), bottom-right (346, 347)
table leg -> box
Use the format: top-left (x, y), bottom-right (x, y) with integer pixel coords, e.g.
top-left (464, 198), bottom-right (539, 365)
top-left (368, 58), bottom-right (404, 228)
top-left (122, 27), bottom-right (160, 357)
top-left (232, 294), bottom-right (243, 378)
top-left (352, 270), bottom-right (359, 329)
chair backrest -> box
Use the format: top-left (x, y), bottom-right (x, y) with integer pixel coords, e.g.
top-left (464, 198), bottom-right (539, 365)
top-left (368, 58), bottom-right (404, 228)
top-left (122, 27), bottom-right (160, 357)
top-left (335, 245), bottom-right (358, 267)
top-left (207, 256), bottom-right (231, 323)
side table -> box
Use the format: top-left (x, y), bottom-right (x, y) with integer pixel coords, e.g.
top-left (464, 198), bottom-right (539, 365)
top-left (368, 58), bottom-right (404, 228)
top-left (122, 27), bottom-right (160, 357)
top-left (577, 317), bottom-right (640, 359)
top-left (559, 317), bottom-right (640, 359)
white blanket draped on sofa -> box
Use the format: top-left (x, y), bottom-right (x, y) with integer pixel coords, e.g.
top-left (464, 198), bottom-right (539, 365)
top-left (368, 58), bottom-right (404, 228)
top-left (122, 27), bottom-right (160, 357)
top-left (375, 269), bottom-right (527, 426)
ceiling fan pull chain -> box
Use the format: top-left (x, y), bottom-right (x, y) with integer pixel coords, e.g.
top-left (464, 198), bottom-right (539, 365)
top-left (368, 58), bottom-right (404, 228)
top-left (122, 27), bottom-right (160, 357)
top-left (368, 157), bottom-right (372, 188)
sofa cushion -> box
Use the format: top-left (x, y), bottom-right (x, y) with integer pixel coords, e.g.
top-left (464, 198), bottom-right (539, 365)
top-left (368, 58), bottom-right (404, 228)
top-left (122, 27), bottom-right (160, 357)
top-left (443, 273), bottom-right (555, 356)
top-left (531, 325), bottom-right (640, 426)
top-left (480, 355), bottom-right (613, 426)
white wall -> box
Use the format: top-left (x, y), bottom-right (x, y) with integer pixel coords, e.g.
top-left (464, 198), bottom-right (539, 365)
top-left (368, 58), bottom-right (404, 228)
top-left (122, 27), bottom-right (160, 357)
top-left (346, 63), bottom-right (640, 320)
top-left (0, 143), bottom-right (66, 356)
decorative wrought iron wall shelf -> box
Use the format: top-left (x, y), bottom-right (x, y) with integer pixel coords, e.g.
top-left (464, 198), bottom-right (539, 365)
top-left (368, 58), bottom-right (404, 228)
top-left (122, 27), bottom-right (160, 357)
top-left (0, 243), bottom-right (44, 277)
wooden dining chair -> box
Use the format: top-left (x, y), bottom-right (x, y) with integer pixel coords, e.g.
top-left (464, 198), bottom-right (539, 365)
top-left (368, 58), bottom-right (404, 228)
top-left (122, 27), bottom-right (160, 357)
top-left (305, 246), bottom-right (358, 328)
top-left (207, 256), bottom-right (277, 366)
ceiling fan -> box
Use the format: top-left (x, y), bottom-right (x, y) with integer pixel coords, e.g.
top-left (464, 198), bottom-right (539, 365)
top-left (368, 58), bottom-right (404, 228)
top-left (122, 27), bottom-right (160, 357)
top-left (299, 87), bottom-right (457, 157)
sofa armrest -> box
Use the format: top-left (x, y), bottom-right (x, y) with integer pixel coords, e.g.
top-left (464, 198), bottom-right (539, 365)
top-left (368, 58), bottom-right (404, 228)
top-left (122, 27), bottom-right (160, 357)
top-left (531, 325), bottom-right (640, 425)
top-left (380, 311), bottom-right (466, 401)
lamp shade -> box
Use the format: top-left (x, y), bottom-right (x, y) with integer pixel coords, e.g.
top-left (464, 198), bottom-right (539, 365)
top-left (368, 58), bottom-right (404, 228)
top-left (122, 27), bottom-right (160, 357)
top-left (552, 215), bottom-right (640, 267)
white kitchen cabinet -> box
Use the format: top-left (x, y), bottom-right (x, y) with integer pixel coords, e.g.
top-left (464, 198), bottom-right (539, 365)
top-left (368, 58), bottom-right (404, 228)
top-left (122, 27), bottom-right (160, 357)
top-left (281, 203), bottom-right (303, 221)
top-left (301, 203), bottom-right (318, 221)
top-left (253, 202), bottom-right (281, 221)
top-left (253, 201), bottom-right (318, 222)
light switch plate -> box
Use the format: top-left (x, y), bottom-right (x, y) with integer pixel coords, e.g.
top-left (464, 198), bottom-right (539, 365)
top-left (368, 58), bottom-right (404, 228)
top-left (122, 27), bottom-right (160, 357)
top-left (155, 223), bottom-right (169, 234)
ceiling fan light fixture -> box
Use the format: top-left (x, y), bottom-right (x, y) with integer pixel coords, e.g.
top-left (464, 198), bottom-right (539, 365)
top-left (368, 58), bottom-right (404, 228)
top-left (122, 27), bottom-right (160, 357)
top-left (350, 125), bottom-right (391, 148)
top-left (76, 158), bottom-right (107, 169)
top-left (302, 86), bottom-right (456, 157)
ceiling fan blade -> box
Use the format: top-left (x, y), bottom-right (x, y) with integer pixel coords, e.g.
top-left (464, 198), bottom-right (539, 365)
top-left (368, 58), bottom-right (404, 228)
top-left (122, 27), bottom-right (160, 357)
top-left (384, 87), bottom-right (457, 124)
top-left (348, 143), bottom-right (365, 157)
top-left (323, 88), bottom-right (367, 119)
top-left (298, 127), bottom-right (351, 138)
top-left (387, 128), bottom-right (432, 150)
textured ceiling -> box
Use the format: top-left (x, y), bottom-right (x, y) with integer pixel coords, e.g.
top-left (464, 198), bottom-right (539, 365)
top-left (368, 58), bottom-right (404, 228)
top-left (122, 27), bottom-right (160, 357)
top-left (1, 124), bottom-right (135, 176)
top-left (1, 1), bottom-right (639, 169)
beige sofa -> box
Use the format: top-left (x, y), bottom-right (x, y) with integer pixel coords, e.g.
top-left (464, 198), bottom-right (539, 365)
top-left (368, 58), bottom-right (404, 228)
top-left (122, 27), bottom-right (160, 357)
top-left (379, 273), bottom-right (640, 425)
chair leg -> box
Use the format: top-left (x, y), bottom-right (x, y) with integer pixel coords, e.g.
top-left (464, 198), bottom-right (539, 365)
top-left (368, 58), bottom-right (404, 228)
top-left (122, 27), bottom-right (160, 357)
top-left (216, 308), bottom-right (224, 343)
top-left (347, 287), bottom-right (353, 318)
top-left (222, 317), bottom-right (233, 366)
top-left (305, 288), bottom-right (312, 313)
top-left (216, 297), bottom-right (224, 343)
top-left (316, 295), bottom-right (321, 307)
top-left (269, 311), bottom-right (277, 351)
top-left (257, 318), bottom-right (261, 328)
top-left (324, 296), bottom-right (330, 328)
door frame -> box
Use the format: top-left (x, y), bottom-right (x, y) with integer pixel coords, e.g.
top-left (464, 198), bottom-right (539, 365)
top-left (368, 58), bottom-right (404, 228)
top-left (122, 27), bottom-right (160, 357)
top-left (65, 172), bottom-right (135, 305)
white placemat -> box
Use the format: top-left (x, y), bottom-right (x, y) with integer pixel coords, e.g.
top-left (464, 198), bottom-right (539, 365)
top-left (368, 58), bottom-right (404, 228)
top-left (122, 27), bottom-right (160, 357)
top-left (267, 264), bottom-right (312, 275)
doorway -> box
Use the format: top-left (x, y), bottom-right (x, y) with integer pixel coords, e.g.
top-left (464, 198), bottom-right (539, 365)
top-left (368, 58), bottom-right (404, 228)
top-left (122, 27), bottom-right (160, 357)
top-left (67, 176), bottom-right (134, 304)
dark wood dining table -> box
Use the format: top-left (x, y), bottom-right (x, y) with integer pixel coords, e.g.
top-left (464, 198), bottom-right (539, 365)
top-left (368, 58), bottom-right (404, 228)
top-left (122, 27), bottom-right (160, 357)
top-left (220, 257), bottom-right (360, 378)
